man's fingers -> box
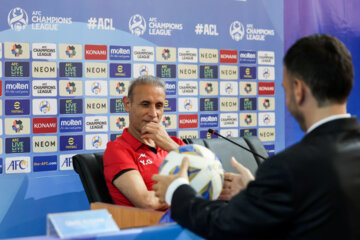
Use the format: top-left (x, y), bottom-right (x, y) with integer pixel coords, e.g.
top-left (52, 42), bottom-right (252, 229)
top-left (152, 173), bottom-right (162, 182)
top-left (230, 157), bottom-right (255, 181)
top-left (230, 157), bottom-right (248, 174)
top-left (178, 157), bottom-right (190, 178)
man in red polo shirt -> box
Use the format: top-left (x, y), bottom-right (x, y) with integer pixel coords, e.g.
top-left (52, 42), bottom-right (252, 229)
top-left (103, 75), bottom-right (185, 210)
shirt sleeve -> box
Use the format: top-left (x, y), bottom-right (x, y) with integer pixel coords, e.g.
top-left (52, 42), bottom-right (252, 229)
top-left (165, 177), bottom-right (189, 205)
top-left (103, 141), bottom-right (138, 184)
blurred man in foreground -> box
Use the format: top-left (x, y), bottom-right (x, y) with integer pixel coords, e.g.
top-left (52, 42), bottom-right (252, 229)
top-left (153, 34), bottom-right (360, 239)
top-left (104, 75), bottom-right (185, 210)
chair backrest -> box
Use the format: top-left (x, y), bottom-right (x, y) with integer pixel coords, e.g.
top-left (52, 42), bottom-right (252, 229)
top-left (242, 136), bottom-right (268, 165)
top-left (73, 152), bottom-right (113, 204)
top-left (185, 136), bottom-right (268, 175)
top-left (183, 138), bottom-right (206, 147)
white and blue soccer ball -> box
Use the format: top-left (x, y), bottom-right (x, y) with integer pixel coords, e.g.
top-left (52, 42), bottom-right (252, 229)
top-left (159, 144), bottom-right (224, 200)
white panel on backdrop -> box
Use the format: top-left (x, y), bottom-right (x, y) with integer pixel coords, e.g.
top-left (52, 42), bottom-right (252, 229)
top-left (5, 118), bottom-right (30, 135)
top-left (178, 48), bottom-right (198, 63)
top-left (109, 115), bottom-right (129, 131)
top-left (219, 129), bottom-right (238, 138)
top-left (32, 61), bottom-right (57, 78)
top-left (32, 43), bottom-right (57, 59)
top-left (199, 48), bottom-right (218, 63)
top-left (133, 63), bottom-right (155, 78)
top-left (178, 98), bottom-right (198, 112)
top-left (133, 46), bottom-right (154, 61)
top-left (199, 81), bottom-right (218, 95)
top-left (5, 157), bottom-right (31, 174)
top-left (85, 134), bottom-right (108, 150)
top-left (258, 66), bottom-right (275, 80)
top-left (220, 81), bottom-right (238, 96)
top-left (59, 154), bottom-right (75, 170)
top-left (59, 80), bottom-right (83, 96)
top-left (32, 99), bottom-right (58, 115)
top-left (85, 116), bottom-right (108, 132)
top-left (4, 42), bottom-right (30, 59)
top-left (85, 80), bottom-right (108, 96)
top-left (32, 80), bottom-right (57, 97)
top-left (178, 81), bottom-right (198, 96)
top-left (59, 44), bottom-right (83, 59)
top-left (109, 80), bottom-right (130, 96)
top-left (85, 62), bottom-right (107, 78)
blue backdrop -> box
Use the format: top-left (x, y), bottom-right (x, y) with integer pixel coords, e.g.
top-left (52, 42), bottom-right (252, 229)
top-left (0, 0), bottom-right (284, 238)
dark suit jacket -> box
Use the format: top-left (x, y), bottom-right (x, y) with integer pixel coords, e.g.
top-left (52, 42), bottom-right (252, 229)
top-left (171, 118), bottom-right (360, 239)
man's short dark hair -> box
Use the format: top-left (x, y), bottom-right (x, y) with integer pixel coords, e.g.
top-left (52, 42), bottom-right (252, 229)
top-left (284, 34), bottom-right (354, 106)
top-left (127, 75), bottom-right (165, 102)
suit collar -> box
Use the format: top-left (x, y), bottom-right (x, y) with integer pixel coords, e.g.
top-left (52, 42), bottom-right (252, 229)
top-left (303, 117), bottom-right (360, 141)
top-left (306, 114), bottom-right (351, 134)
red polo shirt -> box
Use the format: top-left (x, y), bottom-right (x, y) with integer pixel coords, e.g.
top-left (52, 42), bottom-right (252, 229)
top-left (103, 128), bottom-right (185, 207)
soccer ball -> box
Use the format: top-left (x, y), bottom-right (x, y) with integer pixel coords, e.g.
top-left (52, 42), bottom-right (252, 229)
top-left (159, 144), bottom-right (224, 200)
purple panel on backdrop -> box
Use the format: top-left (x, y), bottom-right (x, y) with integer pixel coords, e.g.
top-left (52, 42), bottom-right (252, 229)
top-left (284, 0), bottom-right (360, 147)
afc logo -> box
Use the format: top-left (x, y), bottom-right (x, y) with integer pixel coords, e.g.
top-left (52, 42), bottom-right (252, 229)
top-left (8, 8), bottom-right (28, 31)
top-left (8, 160), bottom-right (27, 170)
top-left (61, 157), bottom-right (73, 170)
top-left (129, 14), bottom-right (146, 36)
top-left (6, 157), bottom-right (30, 173)
top-left (62, 158), bottom-right (72, 167)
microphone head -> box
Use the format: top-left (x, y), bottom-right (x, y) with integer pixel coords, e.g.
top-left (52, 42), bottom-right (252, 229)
top-left (208, 129), bottom-right (215, 134)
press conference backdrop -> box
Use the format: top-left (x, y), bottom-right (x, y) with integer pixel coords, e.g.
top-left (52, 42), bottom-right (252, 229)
top-left (0, 0), bottom-right (284, 238)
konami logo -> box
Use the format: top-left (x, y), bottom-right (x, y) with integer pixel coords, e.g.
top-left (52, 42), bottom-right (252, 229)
top-left (258, 82), bottom-right (275, 95)
top-left (179, 114), bottom-right (198, 128)
top-left (220, 50), bottom-right (238, 64)
top-left (33, 117), bottom-right (57, 133)
top-left (85, 45), bottom-right (107, 60)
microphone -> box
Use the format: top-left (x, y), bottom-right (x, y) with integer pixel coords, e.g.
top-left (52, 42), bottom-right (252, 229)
top-left (208, 129), bottom-right (267, 161)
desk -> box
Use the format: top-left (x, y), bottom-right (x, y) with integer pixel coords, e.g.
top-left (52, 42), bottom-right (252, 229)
top-left (13, 223), bottom-right (203, 240)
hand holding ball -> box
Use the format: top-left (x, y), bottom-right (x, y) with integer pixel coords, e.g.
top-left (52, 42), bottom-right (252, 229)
top-left (159, 144), bottom-right (224, 200)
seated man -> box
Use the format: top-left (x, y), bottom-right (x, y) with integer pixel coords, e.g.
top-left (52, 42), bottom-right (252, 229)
top-left (103, 75), bottom-right (185, 210)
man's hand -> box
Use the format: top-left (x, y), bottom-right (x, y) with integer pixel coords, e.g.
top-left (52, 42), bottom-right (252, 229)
top-left (141, 122), bottom-right (179, 151)
top-left (152, 157), bottom-right (190, 203)
top-left (218, 157), bottom-right (255, 201)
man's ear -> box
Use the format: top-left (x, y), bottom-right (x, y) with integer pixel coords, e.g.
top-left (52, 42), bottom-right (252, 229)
top-left (123, 96), bottom-right (131, 112)
top-left (293, 77), bottom-right (306, 106)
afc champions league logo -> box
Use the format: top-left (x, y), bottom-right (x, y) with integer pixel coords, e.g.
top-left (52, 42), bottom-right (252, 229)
top-left (129, 14), bottom-right (146, 36)
top-left (8, 7), bottom-right (29, 31)
top-left (92, 136), bottom-right (102, 148)
top-left (229, 21), bottom-right (245, 41)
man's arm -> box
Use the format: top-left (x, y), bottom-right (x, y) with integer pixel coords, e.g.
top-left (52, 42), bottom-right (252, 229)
top-left (153, 157), bottom-right (294, 239)
top-left (113, 169), bottom-right (168, 210)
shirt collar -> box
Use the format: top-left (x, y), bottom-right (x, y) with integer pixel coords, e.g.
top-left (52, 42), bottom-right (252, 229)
top-left (306, 114), bottom-right (351, 134)
top-left (121, 128), bottom-right (159, 151)
top-left (122, 128), bottom-right (143, 151)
